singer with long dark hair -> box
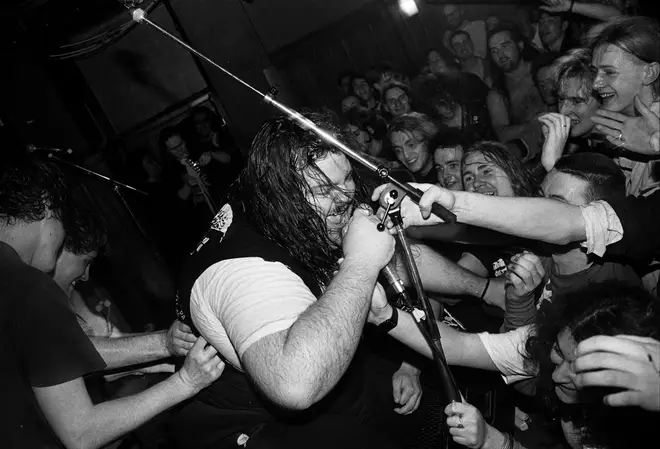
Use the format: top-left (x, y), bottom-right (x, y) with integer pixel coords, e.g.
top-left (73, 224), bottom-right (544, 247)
top-left (172, 111), bottom-right (501, 449)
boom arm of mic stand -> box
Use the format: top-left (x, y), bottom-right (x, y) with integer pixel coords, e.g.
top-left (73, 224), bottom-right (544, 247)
top-left (389, 208), bottom-right (461, 405)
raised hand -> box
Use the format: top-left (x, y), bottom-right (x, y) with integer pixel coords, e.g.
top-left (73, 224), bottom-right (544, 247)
top-left (177, 337), bottom-right (225, 395)
top-left (591, 96), bottom-right (660, 155)
top-left (198, 152), bottom-right (212, 166)
top-left (538, 112), bottom-right (572, 172)
top-left (166, 320), bottom-right (197, 357)
top-left (540, 0), bottom-right (572, 13)
top-left (392, 362), bottom-right (423, 415)
top-left (341, 207), bottom-right (395, 270)
top-left (574, 334), bottom-right (660, 411)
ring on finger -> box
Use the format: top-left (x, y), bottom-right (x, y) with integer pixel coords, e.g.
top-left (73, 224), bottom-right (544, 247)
top-left (457, 415), bottom-right (464, 428)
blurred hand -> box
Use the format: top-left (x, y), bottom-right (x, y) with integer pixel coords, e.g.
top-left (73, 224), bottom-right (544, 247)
top-left (445, 401), bottom-right (488, 448)
top-left (198, 152), bottom-right (212, 166)
top-left (392, 362), bottom-right (423, 415)
top-left (371, 183), bottom-right (455, 233)
top-left (540, 0), bottom-right (571, 13)
top-left (504, 252), bottom-right (545, 300)
top-left (166, 320), bottom-right (197, 357)
top-left (177, 337), bottom-right (225, 395)
top-left (341, 208), bottom-right (395, 270)
top-left (592, 96), bottom-right (660, 155)
top-left (539, 113), bottom-right (572, 172)
top-left (574, 334), bottom-right (660, 411)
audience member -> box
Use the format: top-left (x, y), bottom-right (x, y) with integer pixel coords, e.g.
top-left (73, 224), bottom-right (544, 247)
top-left (538, 10), bottom-right (576, 53)
top-left (387, 112), bottom-right (439, 183)
top-left (531, 51), bottom-right (561, 110)
top-left (351, 74), bottom-right (380, 112)
top-left (382, 82), bottom-right (413, 119)
top-left (340, 94), bottom-right (363, 114)
top-left (430, 130), bottom-right (477, 191)
top-left (442, 4), bottom-right (488, 59)
top-left (449, 30), bottom-right (493, 87)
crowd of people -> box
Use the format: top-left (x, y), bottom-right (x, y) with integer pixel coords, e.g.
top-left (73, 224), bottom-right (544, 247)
top-left (1, 2), bottom-right (659, 449)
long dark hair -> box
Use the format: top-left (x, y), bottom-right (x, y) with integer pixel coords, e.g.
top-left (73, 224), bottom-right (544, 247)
top-left (525, 281), bottom-right (660, 448)
top-left (238, 112), bottom-right (369, 288)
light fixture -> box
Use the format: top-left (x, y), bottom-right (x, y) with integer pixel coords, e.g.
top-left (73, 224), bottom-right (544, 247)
top-left (398, 0), bottom-right (419, 17)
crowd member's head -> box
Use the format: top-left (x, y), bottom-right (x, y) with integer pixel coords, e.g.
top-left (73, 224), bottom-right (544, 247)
top-left (486, 15), bottom-right (501, 32)
top-left (387, 112), bottom-right (438, 175)
top-left (462, 141), bottom-right (536, 197)
top-left (538, 11), bottom-right (569, 51)
top-left (337, 70), bottom-right (357, 96)
top-left (343, 108), bottom-right (388, 158)
top-left (53, 188), bottom-right (107, 299)
top-left (159, 126), bottom-right (189, 161)
top-left (443, 4), bottom-right (465, 29)
top-left (0, 154), bottom-right (71, 274)
top-left (430, 130), bottom-right (476, 191)
top-left (590, 16), bottom-right (660, 116)
top-left (555, 48), bottom-right (601, 138)
top-left (410, 74), bottom-right (457, 124)
top-left (191, 106), bottom-right (219, 142)
top-left (427, 49), bottom-right (461, 76)
top-left (449, 30), bottom-right (476, 61)
top-left (239, 112), bottom-right (365, 286)
top-left (382, 82), bottom-right (412, 118)
top-left (525, 281), bottom-right (659, 449)
top-left (488, 23), bottom-right (528, 73)
top-left (531, 51), bottom-right (561, 107)
top-left (367, 63), bottom-right (407, 93)
top-left (351, 75), bottom-right (375, 104)
top-left (543, 152), bottom-right (626, 207)
top-left (340, 95), bottom-right (362, 114)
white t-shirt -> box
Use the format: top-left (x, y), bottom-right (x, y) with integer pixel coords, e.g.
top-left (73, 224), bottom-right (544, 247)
top-left (189, 257), bottom-right (317, 370)
top-left (476, 325), bottom-right (535, 384)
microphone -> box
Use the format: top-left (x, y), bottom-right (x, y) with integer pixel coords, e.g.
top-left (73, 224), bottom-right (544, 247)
top-left (27, 144), bottom-right (73, 155)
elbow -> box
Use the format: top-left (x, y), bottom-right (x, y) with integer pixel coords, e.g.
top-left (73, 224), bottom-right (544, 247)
top-left (271, 382), bottom-right (320, 411)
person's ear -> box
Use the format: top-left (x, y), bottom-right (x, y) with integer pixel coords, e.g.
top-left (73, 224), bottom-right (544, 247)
top-left (643, 61), bottom-right (660, 87)
top-left (367, 126), bottom-right (375, 135)
top-left (561, 21), bottom-right (569, 33)
top-left (517, 40), bottom-right (524, 52)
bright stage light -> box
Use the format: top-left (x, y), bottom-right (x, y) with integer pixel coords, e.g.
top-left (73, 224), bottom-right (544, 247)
top-left (399, 0), bottom-right (419, 17)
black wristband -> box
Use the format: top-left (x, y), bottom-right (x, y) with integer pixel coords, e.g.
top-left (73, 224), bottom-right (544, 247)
top-left (480, 278), bottom-right (491, 301)
top-left (569, 0), bottom-right (576, 13)
top-left (376, 306), bottom-right (398, 333)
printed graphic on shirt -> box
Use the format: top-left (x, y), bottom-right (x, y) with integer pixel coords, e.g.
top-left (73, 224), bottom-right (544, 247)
top-left (493, 258), bottom-right (507, 277)
top-left (192, 203), bottom-right (234, 254)
top-left (537, 278), bottom-right (553, 310)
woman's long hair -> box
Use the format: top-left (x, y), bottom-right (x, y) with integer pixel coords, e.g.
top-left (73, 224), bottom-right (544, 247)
top-left (525, 281), bottom-right (660, 448)
top-left (237, 112), bottom-right (369, 289)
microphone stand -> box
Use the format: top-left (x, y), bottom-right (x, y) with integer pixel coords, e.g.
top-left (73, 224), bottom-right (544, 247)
top-left (386, 203), bottom-right (462, 448)
top-left (129, 7), bottom-right (457, 225)
top-left (47, 154), bottom-right (151, 244)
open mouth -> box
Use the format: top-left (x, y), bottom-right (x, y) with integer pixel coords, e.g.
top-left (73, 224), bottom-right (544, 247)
top-left (476, 190), bottom-right (496, 196)
top-left (599, 92), bottom-right (616, 102)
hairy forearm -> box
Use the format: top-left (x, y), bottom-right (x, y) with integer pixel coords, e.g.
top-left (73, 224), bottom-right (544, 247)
top-left (252, 259), bottom-right (379, 408)
top-left (90, 331), bottom-right (170, 370)
top-left (453, 192), bottom-right (586, 245)
top-left (398, 243), bottom-right (488, 298)
top-left (77, 374), bottom-right (194, 449)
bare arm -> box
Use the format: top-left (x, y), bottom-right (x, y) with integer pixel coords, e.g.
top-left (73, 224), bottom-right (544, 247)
top-left (395, 242), bottom-right (489, 299)
top-left (33, 338), bottom-right (223, 449)
top-left (487, 90), bottom-right (531, 143)
top-left (88, 332), bottom-right (170, 370)
top-left (371, 304), bottom-right (497, 372)
top-left (210, 150), bottom-right (232, 164)
top-left (542, 0), bottom-right (623, 21)
top-left (241, 211), bottom-right (394, 410)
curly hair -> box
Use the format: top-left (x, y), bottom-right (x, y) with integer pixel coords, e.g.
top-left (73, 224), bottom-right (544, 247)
top-left (525, 281), bottom-right (659, 449)
top-left (63, 185), bottom-right (108, 256)
top-left (554, 48), bottom-right (596, 100)
top-left (238, 111), bottom-right (370, 288)
top-left (463, 141), bottom-right (538, 197)
top-left (0, 152), bottom-right (70, 226)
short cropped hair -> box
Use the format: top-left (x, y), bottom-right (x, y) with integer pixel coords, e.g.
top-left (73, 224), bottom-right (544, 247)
top-left (553, 152), bottom-right (626, 203)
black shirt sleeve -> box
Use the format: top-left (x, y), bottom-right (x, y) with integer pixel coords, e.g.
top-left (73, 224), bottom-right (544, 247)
top-left (606, 191), bottom-right (660, 262)
top-left (14, 273), bottom-right (106, 387)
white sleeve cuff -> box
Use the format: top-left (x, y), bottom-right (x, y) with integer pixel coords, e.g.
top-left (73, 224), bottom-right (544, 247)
top-left (580, 200), bottom-right (623, 258)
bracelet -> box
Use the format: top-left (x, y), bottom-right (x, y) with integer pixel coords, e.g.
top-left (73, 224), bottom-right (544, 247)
top-left (569, 0), bottom-right (576, 13)
top-left (480, 278), bottom-right (491, 301)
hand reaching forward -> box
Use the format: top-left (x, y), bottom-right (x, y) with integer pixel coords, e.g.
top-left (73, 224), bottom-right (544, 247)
top-left (392, 362), bottom-right (423, 415)
top-left (445, 401), bottom-right (488, 448)
top-left (540, 0), bottom-right (572, 13)
top-left (574, 334), bottom-right (660, 411)
top-left (177, 337), bottom-right (225, 395)
top-left (166, 320), bottom-right (197, 357)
